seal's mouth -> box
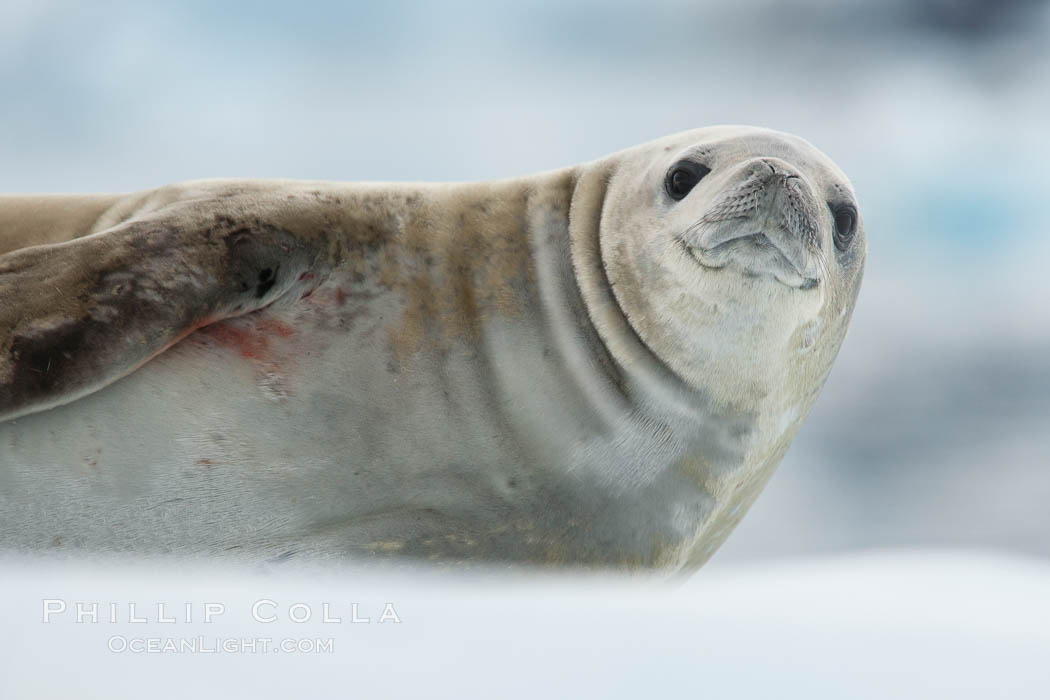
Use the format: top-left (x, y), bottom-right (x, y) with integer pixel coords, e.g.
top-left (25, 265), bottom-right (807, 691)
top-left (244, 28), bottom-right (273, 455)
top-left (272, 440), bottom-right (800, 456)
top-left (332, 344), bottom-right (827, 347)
top-left (683, 232), bottom-right (820, 290)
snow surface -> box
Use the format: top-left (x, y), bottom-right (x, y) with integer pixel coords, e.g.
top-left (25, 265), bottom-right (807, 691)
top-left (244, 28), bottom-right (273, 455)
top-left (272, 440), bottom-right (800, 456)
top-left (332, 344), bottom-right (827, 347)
top-left (1, 551), bottom-right (1047, 698)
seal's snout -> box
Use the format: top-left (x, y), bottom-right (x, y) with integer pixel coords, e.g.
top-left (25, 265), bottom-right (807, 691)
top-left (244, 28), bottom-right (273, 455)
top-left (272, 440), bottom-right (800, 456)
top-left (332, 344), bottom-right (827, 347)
top-left (683, 155), bottom-right (823, 289)
top-left (759, 156), bottom-right (800, 177)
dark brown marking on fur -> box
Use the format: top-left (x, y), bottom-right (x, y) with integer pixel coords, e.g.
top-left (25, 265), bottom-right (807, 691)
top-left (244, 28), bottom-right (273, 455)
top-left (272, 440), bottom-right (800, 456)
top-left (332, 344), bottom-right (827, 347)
top-left (0, 206), bottom-right (321, 420)
top-left (8, 317), bottom-right (93, 403)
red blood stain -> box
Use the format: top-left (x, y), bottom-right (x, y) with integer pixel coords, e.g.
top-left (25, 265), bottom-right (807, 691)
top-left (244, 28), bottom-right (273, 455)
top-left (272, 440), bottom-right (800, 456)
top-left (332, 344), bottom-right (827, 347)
top-left (200, 322), bottom-right (270, 360)
top-left (189, 317), bottom-right (301, 399)
top-left (335, 287), bottom-right (347, 305)
top-left (255, 318), bottom-right (296, 338)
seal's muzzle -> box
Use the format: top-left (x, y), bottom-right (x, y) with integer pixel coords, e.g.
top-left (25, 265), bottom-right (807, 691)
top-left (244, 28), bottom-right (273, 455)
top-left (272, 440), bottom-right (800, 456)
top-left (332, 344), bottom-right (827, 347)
top-left (684, 157), bottom-right (823, 289)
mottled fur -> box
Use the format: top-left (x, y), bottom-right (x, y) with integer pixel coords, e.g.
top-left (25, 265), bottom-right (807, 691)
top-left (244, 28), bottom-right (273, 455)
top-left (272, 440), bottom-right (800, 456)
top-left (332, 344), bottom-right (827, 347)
top-left (0, 126), bottom-right (864, 572)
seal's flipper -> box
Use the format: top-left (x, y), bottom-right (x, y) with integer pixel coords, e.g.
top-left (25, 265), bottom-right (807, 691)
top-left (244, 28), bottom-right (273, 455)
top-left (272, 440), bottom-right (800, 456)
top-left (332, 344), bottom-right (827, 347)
top-left (0, 207), bottom-right (320, 421)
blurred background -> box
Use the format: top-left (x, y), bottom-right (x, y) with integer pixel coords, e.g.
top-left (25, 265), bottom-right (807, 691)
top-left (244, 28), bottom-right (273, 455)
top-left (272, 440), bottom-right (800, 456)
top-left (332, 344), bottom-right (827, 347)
top-left (3, 1), bottom-right (1049, 697)
top-left (3, 0), bottom-right (1047, 563)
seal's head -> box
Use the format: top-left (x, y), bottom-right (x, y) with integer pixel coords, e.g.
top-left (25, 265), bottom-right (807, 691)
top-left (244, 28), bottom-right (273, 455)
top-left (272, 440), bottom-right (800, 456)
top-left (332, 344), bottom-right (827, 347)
top-left (577, 125), bottom-right (865, 412)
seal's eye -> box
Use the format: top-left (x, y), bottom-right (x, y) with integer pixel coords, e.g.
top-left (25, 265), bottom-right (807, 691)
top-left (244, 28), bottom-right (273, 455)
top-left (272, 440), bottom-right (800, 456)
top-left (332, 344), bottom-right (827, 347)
top-left (830, 203), bottom-right (857, 251)
top-left (665, 161), bottom-right (710, 201)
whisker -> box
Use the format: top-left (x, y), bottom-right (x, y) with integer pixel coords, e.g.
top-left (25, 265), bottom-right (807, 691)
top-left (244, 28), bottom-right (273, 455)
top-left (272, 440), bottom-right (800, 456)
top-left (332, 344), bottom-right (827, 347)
top-left (812, 246), bottom-right (832, 283)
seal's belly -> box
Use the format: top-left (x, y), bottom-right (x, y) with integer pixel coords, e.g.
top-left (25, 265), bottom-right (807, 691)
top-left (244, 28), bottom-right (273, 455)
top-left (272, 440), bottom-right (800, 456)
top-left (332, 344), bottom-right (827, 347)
top-left (0, 279), bottom-right (724, 567)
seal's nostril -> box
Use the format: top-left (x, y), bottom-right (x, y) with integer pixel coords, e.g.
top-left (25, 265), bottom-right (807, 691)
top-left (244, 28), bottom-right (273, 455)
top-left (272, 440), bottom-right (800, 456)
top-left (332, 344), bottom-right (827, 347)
top-left (760, 159), bottom-right (803, 181)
